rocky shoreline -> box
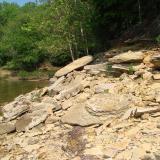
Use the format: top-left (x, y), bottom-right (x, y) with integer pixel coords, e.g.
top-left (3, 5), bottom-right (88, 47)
top-left (1, 48), bottom-right (160, 160)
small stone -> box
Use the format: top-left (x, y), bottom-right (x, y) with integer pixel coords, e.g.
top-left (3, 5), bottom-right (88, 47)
top-left (94, 83), bottom-right (115, 94)
top-left (143, 71), bottom-right (153, 81)
top-left (141, 154), bottom-right (156, 160)
top-left (141, 113), bottom-right (150, 120)
top-left (45, 115), bottom-right (60, 124)
top-left (154, 152), bottom-right (160, 160)
top-left (153, 74), bottom-right (160, 80)
top-left (0, 122), bottom-right (15, 135)
top-left (157, 124), bottom-right (160, 129)
top-left (61, 100), bottom-right (73, 110)
top-left (72, 156), bottom-right (81, 160)
top-left (49, 77), bottom-right (58, 84)
top-left (28, 137), bottom-right (39, 145)
top-left (150, 54), bottom-right (160, 68)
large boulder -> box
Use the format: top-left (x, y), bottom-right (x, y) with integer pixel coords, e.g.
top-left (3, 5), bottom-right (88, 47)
top-left (61, 104), bottom-right (101, 126)
top-left (86, 93), bottom-right (130, 116)
top-left (108, 51), bottom-right (145, 64)
top-left (55, 56), bottom-right (93, 77)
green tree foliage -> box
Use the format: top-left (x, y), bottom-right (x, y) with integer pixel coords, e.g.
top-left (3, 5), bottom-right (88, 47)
top-left (0, 0), bottom-right (96, 69)
top-left (0, 0), bottom-right (160, 70)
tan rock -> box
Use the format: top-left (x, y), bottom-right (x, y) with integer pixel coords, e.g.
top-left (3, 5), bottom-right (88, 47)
top-left (31, 101), bottom-right (61, 113)
top-left (75, 92), bottom-right (90, 103)
top-left (2, 99), bottom-right (30, 121)
top-left (142, 71), bottom-right (153, 81)
top-left (55, 56), bottom-right (93, 77)
top-left (108, 51), bottom-right (145, 63)
top-left (0, 122), bottom-right (15, 135)
top-left (94, 83), bottom-right (115, 94)
top-left (56, 83), bottom-right (83, 100)
top-left (61, 99), bottom-right (73, 110)
top-left (122, 107), bottom-right (160, 119)
top-left (72, 156), bottom-right (81, 160)
top-left (143, 54), bottom-right (154, 67)
top-left (84, 63), bottom-right (107, 72)
top-left (61, 104), bottom-right (101, 126)
top-left (153, 74), bottom-right (160, 80)
top-left (16, 110), bottom-right (48, 132)
top-left (86, 93), bottom-right (130, 116)
top-left (130, 147), bottom-right (147, 160)
top-left (150, 54), bottom-right (160, 68)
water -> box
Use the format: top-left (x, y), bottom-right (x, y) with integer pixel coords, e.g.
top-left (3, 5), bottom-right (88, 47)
top-left (0, 78), bottom-right (48, 105)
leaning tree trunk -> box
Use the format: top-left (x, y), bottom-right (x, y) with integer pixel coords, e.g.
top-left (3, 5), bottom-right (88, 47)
top-left (80, 23), bottom-right (89, 55)
top-left (68, 41), bottom-right (75, 61)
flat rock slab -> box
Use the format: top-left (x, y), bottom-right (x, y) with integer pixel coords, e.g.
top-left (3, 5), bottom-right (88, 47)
top-left (2, 100), bottom-right (30, 121)
top-left (55, 56), bottom-right (93, 77)
top-left (108, 51), bottom-right (145, 64)
top-left (56, 83), bottom-right (83, 100)
top-left (61, 104), bottom-right (101, 126)
top-left (16, 109), bottom-right (48, 132)
top-left (86, 93), bottom-right (130, 116)
top-left (84, 63), bottom-right (107, 71)
top-left (0, 122), bottom-right (15, 135)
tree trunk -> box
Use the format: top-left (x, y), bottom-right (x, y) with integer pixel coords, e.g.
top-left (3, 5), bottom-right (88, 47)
top-left (68, 42), bottom-right (75, 61)
top-left (80, 23), bottom-right (89, 55)
top-left (138, 0), bottom-right (142, 23)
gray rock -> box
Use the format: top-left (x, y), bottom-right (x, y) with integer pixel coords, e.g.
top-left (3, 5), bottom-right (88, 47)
top-left (2, 100), bottom-right (30, 121)
top-left (108, 51), bottom-right (144, 64)
top-left (0, 122), bottom-right (15, 135)
top-left (55, 56), bottom-right (93, 77)
top-left (61, 104), bottom-right (101, 126)
top-left (16, 109), bottom-right (48, 132)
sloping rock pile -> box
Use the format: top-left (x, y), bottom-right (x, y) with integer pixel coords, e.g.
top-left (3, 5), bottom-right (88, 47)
top-left (1, 51), bottom-right (160, 159)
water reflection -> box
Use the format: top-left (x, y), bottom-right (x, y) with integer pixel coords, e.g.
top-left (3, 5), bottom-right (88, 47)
top-left (0, 78), bottom-right (48, 105)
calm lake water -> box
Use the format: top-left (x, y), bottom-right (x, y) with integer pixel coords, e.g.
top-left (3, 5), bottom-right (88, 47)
top-left (0, 78), bottom-right (48, 105)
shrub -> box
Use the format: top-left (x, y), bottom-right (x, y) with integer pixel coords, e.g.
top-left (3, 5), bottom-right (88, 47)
top-left (156, 35), bottom-right (160, 43)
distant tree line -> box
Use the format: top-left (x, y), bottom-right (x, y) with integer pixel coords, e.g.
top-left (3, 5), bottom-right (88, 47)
top-left (0, 0), bottom-right (159, 70)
